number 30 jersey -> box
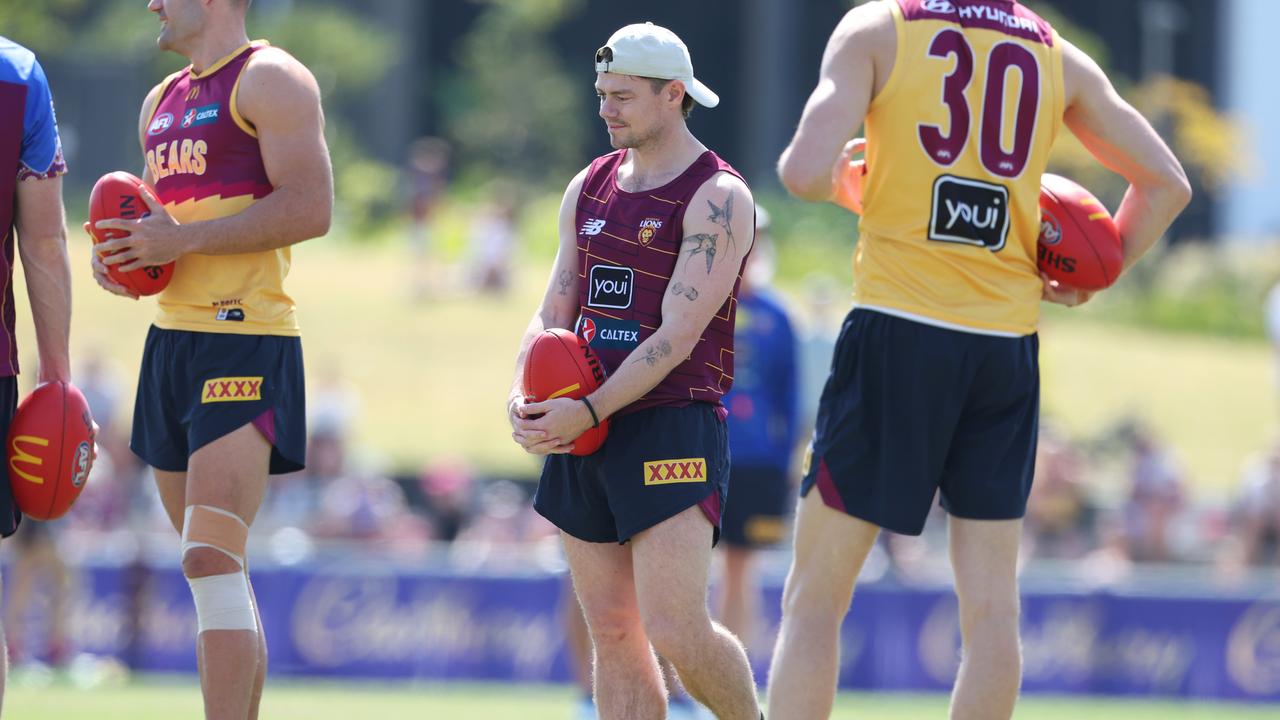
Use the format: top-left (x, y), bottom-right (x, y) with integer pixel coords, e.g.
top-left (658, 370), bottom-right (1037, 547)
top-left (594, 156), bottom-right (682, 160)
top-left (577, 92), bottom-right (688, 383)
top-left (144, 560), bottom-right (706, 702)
top-left (857, 0), bottom-right (1064, 335)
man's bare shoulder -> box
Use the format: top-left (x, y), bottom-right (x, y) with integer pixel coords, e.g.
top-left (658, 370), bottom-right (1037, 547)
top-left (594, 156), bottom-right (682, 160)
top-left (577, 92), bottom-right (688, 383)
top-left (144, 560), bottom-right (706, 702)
top-left (692, 171), bottom-right (752, 209)
top-left (236, 46), bottom-right (322, 124)
top-left (688, 171), bottom-right (754, 255)
top-left (567, 165), bottom-right (591, 195)
top-left (1058, 37), bottom-right (1110, 108)
top-left (832, 0), bottom-right (896, 48)
top-left (241, 46), bottom-right (319, 89)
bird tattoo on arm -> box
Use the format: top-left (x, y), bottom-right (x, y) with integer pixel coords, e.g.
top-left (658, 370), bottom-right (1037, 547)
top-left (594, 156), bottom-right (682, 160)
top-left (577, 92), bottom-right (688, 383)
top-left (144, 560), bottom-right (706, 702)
top-left (707, 193), bottom-right (737, 256)
top-left (682, 233), bottom-right (718, 274)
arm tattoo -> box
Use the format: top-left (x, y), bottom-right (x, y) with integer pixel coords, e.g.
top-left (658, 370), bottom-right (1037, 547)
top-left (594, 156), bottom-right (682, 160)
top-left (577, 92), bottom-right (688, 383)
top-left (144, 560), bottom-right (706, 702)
top-left (669, 282), bottom-right (699, 301)
top-left (682, 233), bottom-right (718, 274)
top-left (706, 192), bottom-right (737, 255)
top-left (556, 268), bottom-right (572, 296)
top-left (633, 339), bottom-right (673, 367)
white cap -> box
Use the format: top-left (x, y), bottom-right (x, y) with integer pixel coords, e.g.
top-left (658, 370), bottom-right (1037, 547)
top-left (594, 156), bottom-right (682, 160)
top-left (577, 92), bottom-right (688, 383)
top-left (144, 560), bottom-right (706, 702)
top-left (594, 22), bottom-right (719, 108)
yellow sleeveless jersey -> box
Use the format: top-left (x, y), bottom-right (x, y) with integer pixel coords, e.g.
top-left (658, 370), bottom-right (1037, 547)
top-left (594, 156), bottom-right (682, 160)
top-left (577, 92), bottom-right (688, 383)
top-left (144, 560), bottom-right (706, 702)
top-left (142, 42), bottom-right (298, 336)
top-left (857, 0), bottom-right (1064, 335)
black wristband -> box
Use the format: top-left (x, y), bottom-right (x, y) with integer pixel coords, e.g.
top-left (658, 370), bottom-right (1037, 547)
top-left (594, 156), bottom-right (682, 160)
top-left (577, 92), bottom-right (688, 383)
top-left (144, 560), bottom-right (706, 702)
top-left (581, 396), bottom-right (600, 428)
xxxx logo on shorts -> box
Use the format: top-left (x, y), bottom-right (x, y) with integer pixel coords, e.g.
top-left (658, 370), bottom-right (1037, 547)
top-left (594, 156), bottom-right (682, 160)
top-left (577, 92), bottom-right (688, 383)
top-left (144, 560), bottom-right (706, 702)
top-left (643, 457), bottom-right (707, 486)
top-left (202, 377), bottom-right (263, 403)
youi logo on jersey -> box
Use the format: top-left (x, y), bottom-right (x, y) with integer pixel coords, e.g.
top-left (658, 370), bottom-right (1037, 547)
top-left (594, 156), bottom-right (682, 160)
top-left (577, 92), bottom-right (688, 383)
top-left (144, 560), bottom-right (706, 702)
top-left (928, 175), bottom-right (1011, 251)
top-left (587, 264), bottom-right (634, 309)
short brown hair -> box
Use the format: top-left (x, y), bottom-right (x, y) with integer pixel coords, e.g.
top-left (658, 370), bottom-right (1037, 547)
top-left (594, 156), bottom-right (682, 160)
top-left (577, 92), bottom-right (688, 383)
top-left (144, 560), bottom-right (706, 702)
top-left (647, 78), bottom-right (695, 119)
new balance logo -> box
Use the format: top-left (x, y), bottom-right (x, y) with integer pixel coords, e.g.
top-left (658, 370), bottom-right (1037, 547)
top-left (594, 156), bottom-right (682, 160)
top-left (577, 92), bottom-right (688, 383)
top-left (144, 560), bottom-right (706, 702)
top-left (643, 457), bottom-right (707, 486)
top-left (580, 218), bottom-right (606, 236)
top-left (202, 377), bottom-right (264, 403)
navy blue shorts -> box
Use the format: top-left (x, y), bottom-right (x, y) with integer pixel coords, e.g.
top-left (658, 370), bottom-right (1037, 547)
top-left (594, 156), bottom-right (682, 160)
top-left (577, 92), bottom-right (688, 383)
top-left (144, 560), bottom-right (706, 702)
top-left (535, 403), bottom-right (728, 545)
top-left (800, 309), bottom-right (1039, 536)
top-left (131, 326), bottom-right (306, 475)
top-left (0, 376), bottom-right (20, 537)
top-left (720, 465), bottom-right (791, 548)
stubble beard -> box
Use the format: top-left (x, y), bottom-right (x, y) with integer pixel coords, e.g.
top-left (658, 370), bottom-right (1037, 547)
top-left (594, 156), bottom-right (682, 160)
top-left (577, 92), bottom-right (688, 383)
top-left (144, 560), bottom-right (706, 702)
top-left (612, 121), bottom-right (665, 152)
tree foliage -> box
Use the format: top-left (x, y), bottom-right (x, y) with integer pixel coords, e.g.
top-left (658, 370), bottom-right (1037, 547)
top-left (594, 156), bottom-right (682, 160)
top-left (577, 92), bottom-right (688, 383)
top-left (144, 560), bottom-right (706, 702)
top-left (441, 0), bottom-right (587, 187)
top-left (0, 0), bottom-right (94, 55)
top-left (0, 0), bottom-right (400, 229)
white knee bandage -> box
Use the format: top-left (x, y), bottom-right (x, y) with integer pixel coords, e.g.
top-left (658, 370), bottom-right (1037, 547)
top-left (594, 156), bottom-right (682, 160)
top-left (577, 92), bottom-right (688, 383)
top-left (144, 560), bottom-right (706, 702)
top-left (182, 504), bottom-right (256, 632)
top-left (188, 572), bottom-right (257, 633)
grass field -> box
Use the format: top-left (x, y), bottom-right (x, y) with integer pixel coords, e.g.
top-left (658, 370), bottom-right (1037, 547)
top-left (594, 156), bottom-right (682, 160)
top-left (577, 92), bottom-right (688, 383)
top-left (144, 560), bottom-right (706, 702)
top-left (6, 678), bottom-right (1279, 719)
top-left (25, 239), bottom-right (1274, 495)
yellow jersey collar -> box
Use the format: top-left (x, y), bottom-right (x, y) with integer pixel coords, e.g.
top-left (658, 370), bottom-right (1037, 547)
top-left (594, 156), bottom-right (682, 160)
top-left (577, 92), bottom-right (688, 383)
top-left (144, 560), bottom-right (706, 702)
top-left (190, 39), bottom-right (270, 81)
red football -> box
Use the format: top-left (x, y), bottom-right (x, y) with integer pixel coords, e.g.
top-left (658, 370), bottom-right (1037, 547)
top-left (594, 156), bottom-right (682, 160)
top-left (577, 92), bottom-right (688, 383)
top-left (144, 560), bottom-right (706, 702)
top-left (88, 171), bottom-right (174, 296)
top-left (522, 328), bottom-right (610, 456)
top-left (1038, 174), bottom-right (1124, 291)
top-left (7, 382), bottom-right (94, 521)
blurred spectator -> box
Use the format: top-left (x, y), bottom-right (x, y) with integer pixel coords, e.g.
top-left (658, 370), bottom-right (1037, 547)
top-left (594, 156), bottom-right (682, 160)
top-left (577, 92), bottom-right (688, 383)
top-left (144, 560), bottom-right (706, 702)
top-left (453, 480), bottom-right (528, 544)
top-left (1119, 422), bottom-right (1188, 563)
top-left (1267, 281), bottom-right (1280, 394)
top-left (465, 183), bottom-right (520, 295)
top-left (75, 354), bottom-right (126, 481)
top-left (1220, 440), bottom-right (1280, 569)
top-left (259, 369), bottom-right (430, 551)
top-left (882, 501), bottom-right (950, 581)
top-left (717, 206), bottom-right (799, 658)
top-left (67, 353), bottom-right (148, 532)
top-left (256, 434), bottom-right (328, 533)
top-left (76, 353), bottom-right (121, 436)
top-left (795, 273), bottom-right (841, 445)
top-left (313, 472), bottom-right (426, 546)
top-left (405, 136), bottom-right (451, 299)
top-left (418, 458), bottom-right (475, 543)
top-left (308, 364), bottom-right (362, 438)
top-left (259, 366), bottom-right (359, 533)
top-left (4, 521), bottom-right (73, 669)
top-left (1024, 427), bottom-right (1096, 560)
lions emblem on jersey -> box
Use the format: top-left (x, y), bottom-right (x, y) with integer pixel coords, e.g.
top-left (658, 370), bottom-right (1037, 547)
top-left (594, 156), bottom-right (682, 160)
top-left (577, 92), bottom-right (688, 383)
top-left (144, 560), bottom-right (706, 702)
top-left (638, 217), bottom-right (663, 246)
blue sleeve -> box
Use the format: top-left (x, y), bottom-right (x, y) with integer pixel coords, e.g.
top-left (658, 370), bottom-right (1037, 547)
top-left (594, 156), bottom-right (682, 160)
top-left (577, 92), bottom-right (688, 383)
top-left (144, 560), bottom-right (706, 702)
top-left (776, 302), bottom-right (801, 450)
top-left (18, 56), bottom-right (65, 180)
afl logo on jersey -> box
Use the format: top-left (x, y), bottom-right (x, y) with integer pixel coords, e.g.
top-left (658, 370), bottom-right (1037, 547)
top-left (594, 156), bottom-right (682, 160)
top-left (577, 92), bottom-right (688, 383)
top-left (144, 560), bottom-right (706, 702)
top-left (148, 112), bottom-right (175, 136)
top-left (638, 218), bottom-right (663, 246)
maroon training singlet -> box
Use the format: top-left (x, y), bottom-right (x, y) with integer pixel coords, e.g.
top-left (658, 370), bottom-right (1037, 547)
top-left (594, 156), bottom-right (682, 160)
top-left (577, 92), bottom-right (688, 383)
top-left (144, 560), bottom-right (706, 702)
top-left (573, 149), bottom-right (750, 418)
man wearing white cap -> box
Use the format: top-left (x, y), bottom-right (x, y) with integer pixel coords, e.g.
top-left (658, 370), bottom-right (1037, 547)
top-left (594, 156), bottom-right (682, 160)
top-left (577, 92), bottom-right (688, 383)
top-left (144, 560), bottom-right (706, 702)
top-left (508, 21), bottom-right (764, 720)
